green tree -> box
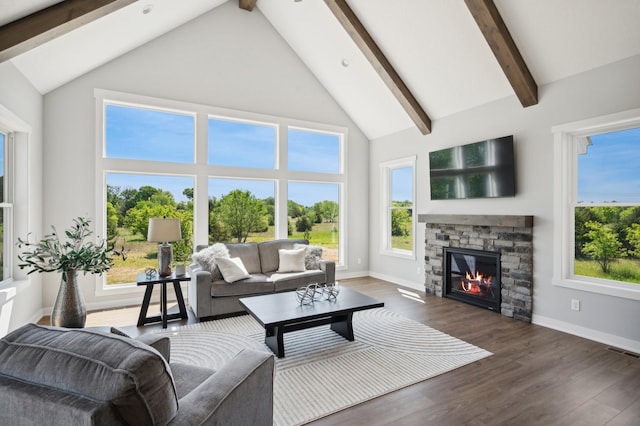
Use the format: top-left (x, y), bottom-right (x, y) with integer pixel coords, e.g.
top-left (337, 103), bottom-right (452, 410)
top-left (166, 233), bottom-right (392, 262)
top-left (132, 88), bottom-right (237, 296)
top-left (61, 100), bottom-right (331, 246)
top-left (626, 223), bottom-right (640, 258)
top-left (296, 215), bottom-right (313, 233)
top-left (582, 221), bottom-right (625, 273)
top-left (124, 202), bottom-right (178, 239)
top-left (106, 202), bottom-right (119, 241)
top-left (312, 200), bottom-right (339, 223)
top-left (216, 190), bottom-right (268, 243)
top-left (288, 200), bottom-right (306, 218)
top-left (391, 208), bottom-right (412, 236)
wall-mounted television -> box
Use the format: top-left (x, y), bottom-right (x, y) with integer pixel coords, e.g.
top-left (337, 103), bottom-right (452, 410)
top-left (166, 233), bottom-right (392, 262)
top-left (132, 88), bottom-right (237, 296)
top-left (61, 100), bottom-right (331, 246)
top-left (429, 135), bottom-right (515, 200)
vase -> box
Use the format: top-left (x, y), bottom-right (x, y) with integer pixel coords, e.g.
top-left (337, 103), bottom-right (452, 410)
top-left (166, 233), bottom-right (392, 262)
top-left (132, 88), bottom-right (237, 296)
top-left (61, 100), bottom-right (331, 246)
top-left (51, 269), bottom-right (86, 328)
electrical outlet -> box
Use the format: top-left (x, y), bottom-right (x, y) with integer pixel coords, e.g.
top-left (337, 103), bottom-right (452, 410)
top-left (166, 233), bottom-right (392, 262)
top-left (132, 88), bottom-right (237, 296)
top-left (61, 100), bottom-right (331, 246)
top-left (417, 267), bottom-right (421, 275)
top-left (571, 299), bottom-right (580, 311)
top-left (357, 257), bottom-right (362, 265)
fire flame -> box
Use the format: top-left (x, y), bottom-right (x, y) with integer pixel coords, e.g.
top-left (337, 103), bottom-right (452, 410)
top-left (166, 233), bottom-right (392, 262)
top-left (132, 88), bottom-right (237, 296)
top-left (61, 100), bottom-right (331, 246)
top-left (461, 271), bottom-right (493, 295)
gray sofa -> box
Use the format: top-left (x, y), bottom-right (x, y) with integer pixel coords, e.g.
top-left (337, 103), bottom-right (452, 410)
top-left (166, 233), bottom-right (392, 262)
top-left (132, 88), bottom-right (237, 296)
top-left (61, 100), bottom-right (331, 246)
top-left (189, 239), bottom-right (336, 320)
top-left (0, 323), bottom-right (274, 426)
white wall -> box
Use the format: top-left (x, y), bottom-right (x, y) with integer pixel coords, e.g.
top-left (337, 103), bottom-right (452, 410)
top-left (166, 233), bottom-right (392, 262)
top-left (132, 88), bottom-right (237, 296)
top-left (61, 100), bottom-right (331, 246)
top-left (370, 55), bottom-right (640, 351)
top-left (42, 2), bottom-right (370, 311)
top-left (0, 61), bottom-right (44, 335)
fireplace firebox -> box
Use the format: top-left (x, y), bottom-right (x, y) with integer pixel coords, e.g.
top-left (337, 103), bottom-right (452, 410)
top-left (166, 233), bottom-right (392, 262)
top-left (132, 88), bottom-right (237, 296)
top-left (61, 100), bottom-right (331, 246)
top-left (444, 247), bottom-right (501, 312)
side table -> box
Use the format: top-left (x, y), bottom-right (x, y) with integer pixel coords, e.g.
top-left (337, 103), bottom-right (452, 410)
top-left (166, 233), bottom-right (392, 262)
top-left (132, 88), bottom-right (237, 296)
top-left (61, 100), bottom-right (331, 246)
top-left (136, 272), bottom-right (190, 329)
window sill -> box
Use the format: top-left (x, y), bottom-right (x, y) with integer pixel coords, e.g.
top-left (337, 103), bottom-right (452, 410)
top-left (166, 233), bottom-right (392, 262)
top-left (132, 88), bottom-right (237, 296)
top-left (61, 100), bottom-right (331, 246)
top-left (380, 249), bottom-right (416, 261)
top-left (553, 276), bottom-right (640, 301)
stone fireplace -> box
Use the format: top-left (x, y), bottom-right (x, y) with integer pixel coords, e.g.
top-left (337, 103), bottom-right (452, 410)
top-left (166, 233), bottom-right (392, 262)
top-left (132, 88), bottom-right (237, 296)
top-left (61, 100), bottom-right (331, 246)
top-left (418, 214), bottom-right (533, 322)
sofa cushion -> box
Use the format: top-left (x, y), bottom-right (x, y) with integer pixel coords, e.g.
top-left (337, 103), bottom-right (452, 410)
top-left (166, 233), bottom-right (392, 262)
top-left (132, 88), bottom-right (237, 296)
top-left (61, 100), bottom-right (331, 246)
top-left (226, 243), bottom-right (261, 274)
top-left (293, 243), bottom-right (324, 270)
top-left (0, 324), bottom-right (178, 426)
top-left (268, 269), bottom-right (327, 292)
top-left (216, 257), bottom-right (251, 283)
top-left (277, 248), bottom-right (306, 272)
top-left (192, 243), bottom-right (230, 280)
top-left (211, 274), bottom-right (275, 297)
top-left (258, 239), bottom-right (308, 273)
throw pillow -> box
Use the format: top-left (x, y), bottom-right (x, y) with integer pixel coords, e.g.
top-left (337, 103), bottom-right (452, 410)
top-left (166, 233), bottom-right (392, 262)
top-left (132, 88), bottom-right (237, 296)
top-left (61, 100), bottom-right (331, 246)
top-left (192, 243), bottom-right (229, 280)
top-left (277, 248), bottom-right (306, 272)
top-left (293, 243), bottom-right (324, 270)
top-left (215, 257), bottom-right (250, 283)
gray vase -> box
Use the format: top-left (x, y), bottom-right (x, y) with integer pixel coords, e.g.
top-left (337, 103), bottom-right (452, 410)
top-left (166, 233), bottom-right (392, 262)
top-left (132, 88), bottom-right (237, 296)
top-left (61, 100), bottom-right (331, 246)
top-left (51, 269), bottom-right (86, 328)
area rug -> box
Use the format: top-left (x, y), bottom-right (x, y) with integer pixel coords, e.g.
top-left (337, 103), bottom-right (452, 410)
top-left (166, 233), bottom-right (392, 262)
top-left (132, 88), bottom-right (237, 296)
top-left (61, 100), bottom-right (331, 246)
top-left (159, 308), bottom-right (491, 426)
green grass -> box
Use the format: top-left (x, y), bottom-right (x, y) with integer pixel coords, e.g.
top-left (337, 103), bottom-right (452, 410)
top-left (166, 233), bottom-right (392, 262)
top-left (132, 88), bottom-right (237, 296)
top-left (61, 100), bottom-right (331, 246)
top-left (574, 258), bottom-right (640, 284)
top-left (391, 235), bottom-right (413, 251)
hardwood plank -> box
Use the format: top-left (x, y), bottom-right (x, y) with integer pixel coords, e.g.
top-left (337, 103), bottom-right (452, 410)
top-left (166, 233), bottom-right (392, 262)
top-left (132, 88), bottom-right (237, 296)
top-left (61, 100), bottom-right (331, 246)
top-left (37, 277), bottom-right (640, 425)
top-left (464, 0), bottom-right (538, 107)
top-left (0, 0), bottom-right (137, 63)
top-left (324, 0), bottom-right (432, 135)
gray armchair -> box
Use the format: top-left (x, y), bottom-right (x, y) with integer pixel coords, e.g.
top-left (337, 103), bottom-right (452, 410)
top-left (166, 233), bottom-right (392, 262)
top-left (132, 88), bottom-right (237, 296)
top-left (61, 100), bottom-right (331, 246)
top-left (0, 324), bottom-right (274, 426)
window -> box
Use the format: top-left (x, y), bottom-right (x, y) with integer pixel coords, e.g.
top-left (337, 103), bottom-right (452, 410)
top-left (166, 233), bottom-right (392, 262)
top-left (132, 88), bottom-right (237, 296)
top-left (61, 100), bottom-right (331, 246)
top-left (105, 103), bottom-right (195, 163)
top-left (96, 89), bottom-right (347, 290)
top-left (208, 118), bottom-right (276, 169)
top-left (381, 156), bottom-right (416, 258)
top-left (553, 108), bottom-right (640, 300)
top-left (0, 131), bottom-right (11, 282)
top-left (288, 128), bottom-right (341, 174)
top-left (288, 181), bottom-right (340, 262)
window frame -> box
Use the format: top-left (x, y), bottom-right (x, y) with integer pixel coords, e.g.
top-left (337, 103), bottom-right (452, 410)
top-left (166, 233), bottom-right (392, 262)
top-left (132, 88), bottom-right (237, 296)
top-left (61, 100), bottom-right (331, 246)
top-left (95, 89), bottom-right (347, 294)
top-left (380, 156), bottom-right (416, 259)
top-left (552, 108), bottom-right (640, 300)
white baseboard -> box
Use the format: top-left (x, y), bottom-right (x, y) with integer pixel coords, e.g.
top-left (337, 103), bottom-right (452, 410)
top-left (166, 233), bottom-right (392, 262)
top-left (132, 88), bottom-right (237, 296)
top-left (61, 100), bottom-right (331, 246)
top-left (336, 270), bottom-right (370, 280)
top-left (532, 314), bottom-right (640, 354)
top-left (368, 271), bottom-right (425, 292)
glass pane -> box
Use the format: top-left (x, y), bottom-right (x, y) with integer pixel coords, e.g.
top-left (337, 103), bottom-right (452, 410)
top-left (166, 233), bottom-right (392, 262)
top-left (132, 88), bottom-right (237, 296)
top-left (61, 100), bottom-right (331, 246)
top-left (578, 127), bottom-right (640, 203)
top-left (208, 178), bottom-right (275, 243)
top-left (105, 173), bottom-right (194, 285)
top-left (0, 208), bottom-right (4, 281)
top-left (391, 166), bottom-right (413, 251)
top-left (288, 182), bottom-right (340, 263)
top-left (105, 104), bottom-right (195, 163)
top-left (288, 129), bottom-right (340, 173)
top-left (574, 206), bottom-right (640, 285)
top-left (208, 118), bottom-right (275, 169)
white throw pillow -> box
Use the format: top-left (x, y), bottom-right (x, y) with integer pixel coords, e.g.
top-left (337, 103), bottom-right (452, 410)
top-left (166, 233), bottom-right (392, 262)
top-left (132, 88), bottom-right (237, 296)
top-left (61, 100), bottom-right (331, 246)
top-left (215, 257), bottom-right (250, 283)
top-left (192, 243), bottom-right (229, 280)
top-left (277, 248), bottom-right (306, 273)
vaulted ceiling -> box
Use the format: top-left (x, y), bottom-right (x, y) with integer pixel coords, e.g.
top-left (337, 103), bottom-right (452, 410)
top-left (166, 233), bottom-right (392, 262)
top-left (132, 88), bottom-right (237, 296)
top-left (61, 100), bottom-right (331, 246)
top-left (1, 0), bottom-right (639, 139)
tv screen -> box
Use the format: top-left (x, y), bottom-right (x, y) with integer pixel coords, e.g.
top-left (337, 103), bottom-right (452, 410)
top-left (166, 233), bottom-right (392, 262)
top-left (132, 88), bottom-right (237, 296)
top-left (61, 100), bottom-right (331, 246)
top-left (429, 135), bottom-right (515, 200)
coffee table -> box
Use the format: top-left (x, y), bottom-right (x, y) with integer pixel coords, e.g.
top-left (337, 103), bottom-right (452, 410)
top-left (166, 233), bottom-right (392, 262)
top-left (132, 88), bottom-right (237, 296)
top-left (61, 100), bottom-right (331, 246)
top-left (239, 287), bottom-right (384, 358)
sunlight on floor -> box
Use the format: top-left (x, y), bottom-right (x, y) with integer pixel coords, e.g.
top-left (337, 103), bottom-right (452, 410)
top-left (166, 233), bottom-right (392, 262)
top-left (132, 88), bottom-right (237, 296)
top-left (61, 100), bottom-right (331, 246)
top-left (397, 288), bottom-right (425, 304)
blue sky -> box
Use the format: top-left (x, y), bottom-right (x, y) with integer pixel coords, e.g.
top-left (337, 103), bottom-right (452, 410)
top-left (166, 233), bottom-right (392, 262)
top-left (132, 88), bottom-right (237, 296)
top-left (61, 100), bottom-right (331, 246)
top-left (106, 105), bottom-right (340, 206)
top-left (392, 166), bottom-right (413, 202)
top-left (578, 127), bottom-right (640, 203)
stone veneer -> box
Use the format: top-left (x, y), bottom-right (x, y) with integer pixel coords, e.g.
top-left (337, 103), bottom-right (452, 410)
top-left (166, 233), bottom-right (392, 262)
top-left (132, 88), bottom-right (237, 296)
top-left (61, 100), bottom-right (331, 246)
top-left (418, 214), bottom-right (534, 322)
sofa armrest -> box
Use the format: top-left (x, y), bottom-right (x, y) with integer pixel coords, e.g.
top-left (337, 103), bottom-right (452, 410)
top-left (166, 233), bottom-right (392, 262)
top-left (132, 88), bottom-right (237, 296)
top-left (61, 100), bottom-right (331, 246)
top-left (188, 264), bottom-right (214, 319)
top-left (320, 259), bottom-right (336, 284)
top-left (169, 349), bottom-right (274, 426)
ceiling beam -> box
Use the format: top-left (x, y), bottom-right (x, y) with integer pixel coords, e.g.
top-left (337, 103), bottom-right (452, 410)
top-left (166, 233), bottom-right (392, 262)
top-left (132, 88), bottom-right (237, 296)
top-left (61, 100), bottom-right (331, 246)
top-left (325, 0), bottom-right (432, 135)
top-left (239, 0), bottom-right (258, 12)
top-left (464, 0), bottom-right (538, 107)
top-left (0, 0), bottom-right (137, 63)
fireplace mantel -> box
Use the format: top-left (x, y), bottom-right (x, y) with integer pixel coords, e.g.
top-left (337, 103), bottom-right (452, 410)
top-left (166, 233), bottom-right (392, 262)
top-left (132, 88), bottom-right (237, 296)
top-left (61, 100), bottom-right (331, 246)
top-left (418, 214), bottom-right (533, 228)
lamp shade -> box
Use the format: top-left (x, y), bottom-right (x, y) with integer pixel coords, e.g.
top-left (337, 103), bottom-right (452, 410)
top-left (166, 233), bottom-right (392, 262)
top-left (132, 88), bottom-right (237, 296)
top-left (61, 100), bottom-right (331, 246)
top-left (147, 218), bottom-right (181, 243)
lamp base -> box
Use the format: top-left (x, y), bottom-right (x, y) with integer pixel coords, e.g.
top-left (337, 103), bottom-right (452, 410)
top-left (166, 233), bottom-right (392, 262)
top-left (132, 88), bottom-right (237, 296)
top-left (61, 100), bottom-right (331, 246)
top-left (158, 244), bottom-right (173, 277)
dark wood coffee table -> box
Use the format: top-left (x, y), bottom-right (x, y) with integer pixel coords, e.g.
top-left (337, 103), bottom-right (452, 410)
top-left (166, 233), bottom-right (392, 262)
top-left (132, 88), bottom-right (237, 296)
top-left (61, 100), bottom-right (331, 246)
top-left (239, 287), bottom-right (384, 358)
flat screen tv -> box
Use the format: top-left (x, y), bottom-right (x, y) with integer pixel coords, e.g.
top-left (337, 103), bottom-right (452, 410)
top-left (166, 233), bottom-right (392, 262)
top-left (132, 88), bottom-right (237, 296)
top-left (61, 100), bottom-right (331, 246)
top-left (429, 135), bottom-right (515, 200)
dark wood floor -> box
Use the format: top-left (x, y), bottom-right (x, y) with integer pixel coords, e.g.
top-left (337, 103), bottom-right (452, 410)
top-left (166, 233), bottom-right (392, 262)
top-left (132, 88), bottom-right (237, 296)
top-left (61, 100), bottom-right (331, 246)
top-left (40, 277), bottom-right (640, 425)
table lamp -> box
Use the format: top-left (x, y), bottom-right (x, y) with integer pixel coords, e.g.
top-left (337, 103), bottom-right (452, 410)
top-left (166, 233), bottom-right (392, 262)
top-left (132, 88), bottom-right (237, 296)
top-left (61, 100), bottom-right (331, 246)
top-left (147, 217), bottom-right (182, 277)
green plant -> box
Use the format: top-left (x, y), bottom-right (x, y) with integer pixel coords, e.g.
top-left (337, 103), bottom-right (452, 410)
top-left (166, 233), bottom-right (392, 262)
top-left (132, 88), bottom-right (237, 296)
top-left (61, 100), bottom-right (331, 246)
top-left (17, 217), bottom-right (126, 276)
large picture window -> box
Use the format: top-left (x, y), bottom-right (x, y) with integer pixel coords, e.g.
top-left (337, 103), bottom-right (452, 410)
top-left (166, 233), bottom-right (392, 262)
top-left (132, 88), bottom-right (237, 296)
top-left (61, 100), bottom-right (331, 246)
top-left (0, 131), bottom-right (11, 282)
top-left (97, 90), bottom-right (347, 288)
top-left (553, 109), bottom-right (640, 300)
top-left (380, 156), bottom-right (416, 258)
